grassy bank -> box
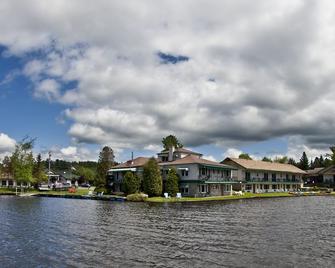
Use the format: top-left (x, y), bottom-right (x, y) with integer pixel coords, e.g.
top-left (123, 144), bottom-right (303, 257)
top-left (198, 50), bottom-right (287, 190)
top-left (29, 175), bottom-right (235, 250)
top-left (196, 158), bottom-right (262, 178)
top-left (146, 192), bottom-right (333, 203)
top-left (0, 187), bottom-right (90, 196)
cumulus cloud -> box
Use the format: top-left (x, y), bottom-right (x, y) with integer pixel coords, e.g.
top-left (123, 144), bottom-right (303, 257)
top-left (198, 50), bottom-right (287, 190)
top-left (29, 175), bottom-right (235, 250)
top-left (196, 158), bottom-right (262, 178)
top-left (0, 133), bottom-right (16, 158)
top-left (43, 145), bottom-right (97, 162)
top-left (0, 0), bottom-right (335, 152)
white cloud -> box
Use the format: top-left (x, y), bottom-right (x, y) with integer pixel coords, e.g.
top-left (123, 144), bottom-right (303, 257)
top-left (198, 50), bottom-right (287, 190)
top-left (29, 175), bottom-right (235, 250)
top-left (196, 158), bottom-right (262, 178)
top-left (0, 133), bottom-right (16, 159)
top-left (0, 0), bottom-right (335, 153)
top-left (223, 148), bottom-right (243, 159)
top-left (44, 145), bottom-right (97, 162)
top-left (203, 155), bottom-right (218, 162)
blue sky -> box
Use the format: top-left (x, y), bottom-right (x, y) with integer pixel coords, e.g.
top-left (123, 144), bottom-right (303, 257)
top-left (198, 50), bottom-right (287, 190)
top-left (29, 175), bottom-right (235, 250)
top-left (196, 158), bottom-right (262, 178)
top-left (0, 1), bottom-right (334, 162)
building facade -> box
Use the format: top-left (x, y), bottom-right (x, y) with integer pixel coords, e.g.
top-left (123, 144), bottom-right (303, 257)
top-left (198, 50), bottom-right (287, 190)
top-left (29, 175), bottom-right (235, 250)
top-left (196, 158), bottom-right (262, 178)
top-left (222, 158), bottom-right (305, 193)
top-left (304, 166), bottom-right (335, 186)
top-left (108, 147), bottom-right (236, 196)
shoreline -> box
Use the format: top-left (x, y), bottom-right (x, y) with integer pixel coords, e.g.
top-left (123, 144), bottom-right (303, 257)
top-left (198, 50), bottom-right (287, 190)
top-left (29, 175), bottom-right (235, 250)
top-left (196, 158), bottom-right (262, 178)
top-left (1, 191), bottom-right (334, 203)
top-left (145, 192), bottom-right (335, 203)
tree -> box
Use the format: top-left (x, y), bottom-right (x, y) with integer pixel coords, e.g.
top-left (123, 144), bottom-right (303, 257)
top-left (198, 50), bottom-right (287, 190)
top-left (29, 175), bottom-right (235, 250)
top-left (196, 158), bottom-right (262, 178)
top-left (74, 166), bottom-right (96, 184)
top-left (262, 157), bottom-right (272, 162)
top-left (10, 138), bottom-right (35, 188)
top-left (330, 147), bottom-right (335, 165)
top-left (123, 171), bottom-right (141, 195)
top-left (143, 157), bottom-right (162, 197)
top-left (165, 168), bottom-right (179, 196)
top-left (288, 158), bottom-right (297, 166)
top-left (298, 151), bottom-right (309, 170)
top-left (97, 146), bottom-right (115, 186)
top-left (274, 156), bottom-right (288, 164)
top-left (162, 135), bottom-right (183, 150)
top-left (238, 153), bottom-right (252, 160)
top-left (33, 154), bottom-right (47, 185)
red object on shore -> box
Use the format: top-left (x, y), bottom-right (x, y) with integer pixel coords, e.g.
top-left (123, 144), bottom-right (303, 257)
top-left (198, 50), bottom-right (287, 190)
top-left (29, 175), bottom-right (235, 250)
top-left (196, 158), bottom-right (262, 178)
top-left (68, 187), bottom-right (76, 193)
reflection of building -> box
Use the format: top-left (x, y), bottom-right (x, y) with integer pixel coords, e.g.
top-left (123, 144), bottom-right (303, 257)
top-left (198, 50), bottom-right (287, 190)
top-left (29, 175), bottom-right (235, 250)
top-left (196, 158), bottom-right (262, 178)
top-left (221, 158), bottom-right (305, 193)
top-left (304, 166), bottom-right (335, 186)
top-left (108, 146), bottom-right (236, 196)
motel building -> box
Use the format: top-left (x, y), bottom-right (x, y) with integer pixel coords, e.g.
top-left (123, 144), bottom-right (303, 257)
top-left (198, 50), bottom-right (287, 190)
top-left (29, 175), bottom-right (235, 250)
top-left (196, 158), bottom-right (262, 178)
top-left (222, 158), bottom-right (305, 193)
top-left (108, 147), bottom-right (237, 197)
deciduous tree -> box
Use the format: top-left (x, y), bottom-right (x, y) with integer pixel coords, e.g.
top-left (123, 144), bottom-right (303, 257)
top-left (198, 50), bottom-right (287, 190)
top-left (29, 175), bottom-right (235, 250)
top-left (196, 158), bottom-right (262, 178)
top-left (165, 168), bottom-right (179, 196)
top-left (143, 158), bottom-right (162, 197)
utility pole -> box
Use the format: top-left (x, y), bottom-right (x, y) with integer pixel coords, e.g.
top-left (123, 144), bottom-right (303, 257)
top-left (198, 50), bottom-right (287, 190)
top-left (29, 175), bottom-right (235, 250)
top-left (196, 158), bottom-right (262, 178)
top-left (48, 151), bottom-right (51, 185)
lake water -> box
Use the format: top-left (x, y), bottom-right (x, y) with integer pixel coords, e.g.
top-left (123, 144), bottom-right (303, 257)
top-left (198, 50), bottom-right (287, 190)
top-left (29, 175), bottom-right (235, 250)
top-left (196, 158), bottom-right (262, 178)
top-left (0, 196), bottom-right (335, 267)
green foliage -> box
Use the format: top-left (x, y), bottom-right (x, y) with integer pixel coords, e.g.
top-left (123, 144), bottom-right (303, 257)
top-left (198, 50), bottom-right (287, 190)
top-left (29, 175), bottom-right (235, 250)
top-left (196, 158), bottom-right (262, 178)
top-left (123, 171), bottom-right (141, 194)
top-left (162, 135), bottom-right (183, 150)
top-left (10, 138), bottom-right (35, 185)
top-left (74, 166), bottom-right (96, 184)
top-left (165, 168), bottom-right (179, 196)
top-left (262, 157), bottom-right (272, 162)
top-left (238, 153), bottom-right (252, 160)
top-left (126, 193), bottom-right (148, 202)
top-left (329, 147), bottom-right (335, 165)
top-left (273, 156), bottom-right (288, 164)
top-left (143, 158), bottom-right (162, 197)
top-left (298, 151), bottom-right (309, 170)
top-left (97, 146), bottom-right (115, 184)
top-left (33, 154), bottom-right (47, 184)
top-left (288, 158), bottom-right (297, 166)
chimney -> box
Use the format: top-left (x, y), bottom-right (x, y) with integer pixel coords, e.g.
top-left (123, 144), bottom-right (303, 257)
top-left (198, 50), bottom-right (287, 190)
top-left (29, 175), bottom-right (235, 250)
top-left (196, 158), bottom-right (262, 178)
top-left (168, 146), bottom-right (175, 162)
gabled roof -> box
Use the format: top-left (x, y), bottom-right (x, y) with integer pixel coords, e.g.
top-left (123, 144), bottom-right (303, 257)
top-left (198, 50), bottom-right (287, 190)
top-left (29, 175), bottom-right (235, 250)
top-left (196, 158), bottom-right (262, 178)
top-left (111, 157), bottom-right (151, 169)
top-left (223, 157), bottom-right (306, 174)
top-left (158, 147), bottom-right (202, 156)
top-left (306, 165), bottom-right (335, 175)
top-left (159, 154), bottom-right (234, 169)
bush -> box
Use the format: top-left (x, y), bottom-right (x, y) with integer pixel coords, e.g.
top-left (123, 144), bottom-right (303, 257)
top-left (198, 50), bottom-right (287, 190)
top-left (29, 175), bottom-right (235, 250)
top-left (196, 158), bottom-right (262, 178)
top-left (143, 158), bottom-right (162, 197)
top-left (165, 168), bottom-right (179, 196)
top-left (126, 193), bottom-right (148, 202)
top-left (123, 171), bottom-right (141, 195)
top-left (94, 186), bottom-right (109, 194)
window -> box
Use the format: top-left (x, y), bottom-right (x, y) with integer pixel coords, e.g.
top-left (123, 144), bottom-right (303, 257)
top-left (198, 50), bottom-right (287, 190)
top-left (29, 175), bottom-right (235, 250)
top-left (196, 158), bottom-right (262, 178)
top-left (181, 169), bottom-right (189, 176)
top-left (246, 172), bottom-right (251, 181)
top-left (201, 168), bottom-right (206, 175)
top-left (1, 180), bottom-right (6, 186)
top-left (264, 173), bottom-right (268, 181)
top-left (225, 170), bottom-right (230, 177)
top-left (180, 185), bottom-right (189, 194)
top-left (245, 185), bottom-right (252, 191)
top-left (8, 180), bottom-right (13, 186)
top-left (272, 173), bottom-right (276, 182)
top-left (198, 184), bottom-right (207, 193)
top-left (292, 175), bottom-right (296, 181)
top-left (286, 174), bottom-right (289, 180)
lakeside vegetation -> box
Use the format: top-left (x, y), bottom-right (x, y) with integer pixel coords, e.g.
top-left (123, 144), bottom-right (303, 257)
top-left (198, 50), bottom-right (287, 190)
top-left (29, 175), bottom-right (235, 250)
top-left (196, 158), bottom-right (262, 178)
top-left (146, 192), bottom-right (335, 203)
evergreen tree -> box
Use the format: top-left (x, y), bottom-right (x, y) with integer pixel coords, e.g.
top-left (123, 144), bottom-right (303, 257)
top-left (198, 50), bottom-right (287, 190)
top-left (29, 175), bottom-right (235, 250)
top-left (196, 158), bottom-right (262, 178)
top-left (162, 135), bottom-right (183, 150)
top-left (238, 153), bottom-right (252, 160)
top-left (33, 154), bottom-right (47, 185)
top-left (330, 146), bottom-right (335, 165)
top-left (143, 158), bottom-right (162, 197)
top-left (262, 157), bottom-right (272, 162)
top-left (123, 171), bottom-right (141, 195)
top-left (319, 155), bottom-right (325, 167)
top-left (165, 168), bottom-right (179, 196)
top-left (288, 158), bottom-right (297, 166)
top-left (298, 151), bottom-right (309, 170)
top-left (97, 146), bottom-right (115, 186)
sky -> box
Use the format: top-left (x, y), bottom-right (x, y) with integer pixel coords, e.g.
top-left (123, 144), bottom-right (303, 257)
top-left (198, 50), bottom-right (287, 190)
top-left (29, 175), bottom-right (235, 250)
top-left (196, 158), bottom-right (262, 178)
top-left (0, 0), bottom-right (334, 163)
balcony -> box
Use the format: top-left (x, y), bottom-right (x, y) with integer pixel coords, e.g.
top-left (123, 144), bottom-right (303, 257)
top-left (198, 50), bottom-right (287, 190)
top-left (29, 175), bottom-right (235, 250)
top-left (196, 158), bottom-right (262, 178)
top-left (245, 177), bottom-right (301, 183)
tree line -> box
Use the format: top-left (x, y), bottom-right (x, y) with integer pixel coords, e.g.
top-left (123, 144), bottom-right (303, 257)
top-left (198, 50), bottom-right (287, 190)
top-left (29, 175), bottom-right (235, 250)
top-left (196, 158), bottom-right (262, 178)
top-left (238, 147), bottom-right (335, 170)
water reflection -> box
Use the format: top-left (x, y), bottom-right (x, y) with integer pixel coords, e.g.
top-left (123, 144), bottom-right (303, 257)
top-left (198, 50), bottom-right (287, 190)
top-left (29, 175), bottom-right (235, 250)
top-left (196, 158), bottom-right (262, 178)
top-left (0, 196), bottom-right (335, 267)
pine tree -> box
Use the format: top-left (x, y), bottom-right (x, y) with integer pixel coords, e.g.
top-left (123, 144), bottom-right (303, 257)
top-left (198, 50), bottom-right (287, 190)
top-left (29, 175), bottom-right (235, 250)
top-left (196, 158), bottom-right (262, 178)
top-left (238, 153), bottom-right (252, 160)
top-left (97, 146), bottom-right (115, 186)
top-left (165, 168), bottom-right (179, 196)
top-left (288, 158), bottom-right (297, 166)
top-left (143, 158), bottom-right (162, 197)
top-left (298, 152), bottom-right (309, 170)
top-left (33, 154), bottom-right (47, 185)
top-left (262, 157), bottom-right (272, 162)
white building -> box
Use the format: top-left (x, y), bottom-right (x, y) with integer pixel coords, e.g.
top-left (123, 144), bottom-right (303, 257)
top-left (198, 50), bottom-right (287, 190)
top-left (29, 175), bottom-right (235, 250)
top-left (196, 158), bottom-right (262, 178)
top-left (222, 158), bottom-right (305, 193)
top-left (108, 147), bottom-right (237, 196)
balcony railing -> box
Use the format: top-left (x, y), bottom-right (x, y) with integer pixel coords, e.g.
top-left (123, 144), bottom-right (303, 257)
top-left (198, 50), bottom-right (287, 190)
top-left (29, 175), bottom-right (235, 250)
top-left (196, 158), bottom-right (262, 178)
top-left (245, 177), bottom-right (301, 183)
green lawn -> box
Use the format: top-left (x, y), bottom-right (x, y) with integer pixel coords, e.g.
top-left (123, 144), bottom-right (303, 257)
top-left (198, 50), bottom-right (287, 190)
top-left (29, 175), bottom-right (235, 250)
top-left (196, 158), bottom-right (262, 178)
top-left (0, 187), bottom-right (90, 196)
top-left (146, 192), bottom-right (296, 203)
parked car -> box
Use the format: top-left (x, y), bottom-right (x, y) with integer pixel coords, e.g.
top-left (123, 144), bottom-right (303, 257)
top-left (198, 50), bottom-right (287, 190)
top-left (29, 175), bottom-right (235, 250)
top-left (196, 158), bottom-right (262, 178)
top-left (80, 183), bottom-right (91, 188)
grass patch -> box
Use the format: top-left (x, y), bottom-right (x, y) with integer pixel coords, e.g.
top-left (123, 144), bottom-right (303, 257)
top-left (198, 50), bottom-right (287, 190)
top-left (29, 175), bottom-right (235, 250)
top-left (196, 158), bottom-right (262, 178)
top-left (146, 192), bottom-right (295, 203)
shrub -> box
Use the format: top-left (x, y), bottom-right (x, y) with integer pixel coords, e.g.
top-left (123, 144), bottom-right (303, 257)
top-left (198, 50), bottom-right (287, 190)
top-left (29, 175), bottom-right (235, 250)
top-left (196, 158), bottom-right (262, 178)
top-left (143, 158), bottom-right (162, 197)
top-left (126, 193), bottom-right (148, 202)
top-left (123, 171), bottom-right (141, 195)
top-left (165, 168), bottom-right (179, 196)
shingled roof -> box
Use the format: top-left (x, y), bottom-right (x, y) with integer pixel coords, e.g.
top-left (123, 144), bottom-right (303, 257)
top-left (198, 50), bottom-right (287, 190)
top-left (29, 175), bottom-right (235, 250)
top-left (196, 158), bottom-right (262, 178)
top-left (159, 154), bottom-right (234, 169)
top-left (223, 157), bottom-right (306, 174)
top-left (158, 147), bottom-right (202, 156)
top-left (111, 157), bottom-right (151, 169)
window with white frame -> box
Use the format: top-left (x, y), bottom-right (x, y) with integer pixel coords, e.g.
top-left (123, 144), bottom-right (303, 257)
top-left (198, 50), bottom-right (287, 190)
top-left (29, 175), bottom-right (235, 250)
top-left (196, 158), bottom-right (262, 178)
top-left (181, 169), bottom-right (189, 176)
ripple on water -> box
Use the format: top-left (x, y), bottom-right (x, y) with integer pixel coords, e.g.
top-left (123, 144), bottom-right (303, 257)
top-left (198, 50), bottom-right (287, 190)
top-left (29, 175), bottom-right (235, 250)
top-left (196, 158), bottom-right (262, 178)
top-left (1, 196), bottom-right (335, 267)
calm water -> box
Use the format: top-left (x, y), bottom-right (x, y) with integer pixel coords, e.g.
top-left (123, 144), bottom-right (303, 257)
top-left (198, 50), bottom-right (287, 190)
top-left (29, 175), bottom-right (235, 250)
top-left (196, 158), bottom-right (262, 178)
top-left (0, 196), bottom-right (335, 267)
